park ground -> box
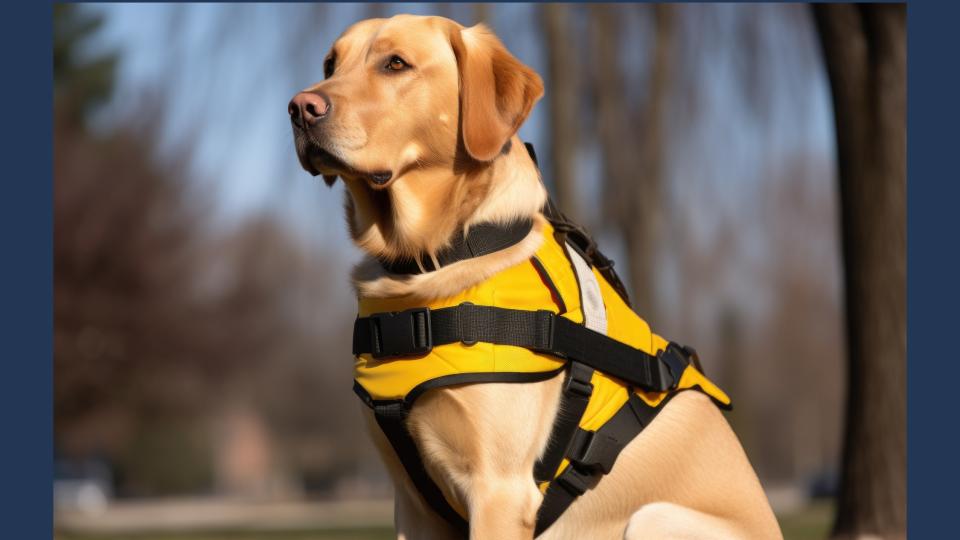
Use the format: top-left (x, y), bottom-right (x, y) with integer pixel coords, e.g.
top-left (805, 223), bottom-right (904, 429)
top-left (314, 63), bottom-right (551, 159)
top-left (56, 500), bottom-right (833, 540)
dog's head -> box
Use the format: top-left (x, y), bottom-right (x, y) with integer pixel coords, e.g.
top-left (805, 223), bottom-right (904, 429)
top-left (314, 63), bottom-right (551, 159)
top-left (288, 15), bottom-right (544, 189)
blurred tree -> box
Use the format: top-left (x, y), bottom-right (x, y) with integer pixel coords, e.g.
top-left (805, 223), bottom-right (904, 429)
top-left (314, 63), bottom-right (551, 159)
top-left (814, 5), bottom-right (906, 539)
top-left (54, 5), bottom-right (369, 497)
top-left (473, 3), bottom-right (491, 25)
top-left (590, 4), bottom-right (674, 318)
top-left (54, 107), bottom-right (215, 494)
top-left (53, 4), bottom-right (117, 127)
top-left (541, 3), bottom-right (580, 222)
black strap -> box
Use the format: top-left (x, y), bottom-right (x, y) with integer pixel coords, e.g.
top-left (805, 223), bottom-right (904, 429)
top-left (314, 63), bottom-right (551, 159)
top-left (379, 218), bottom-right (533, 275)
top-left (535, 393), bottom-right (661, 536)
top-left (533, 362), bottom-right (594, 483)
top-left (373, 403), bottom-right (469, 536)
top-left (353, 304), bottom-right (691, 393)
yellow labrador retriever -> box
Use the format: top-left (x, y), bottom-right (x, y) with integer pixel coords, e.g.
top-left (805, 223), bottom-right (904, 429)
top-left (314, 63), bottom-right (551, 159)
top-left (289, 14), bottom-right (782, 540)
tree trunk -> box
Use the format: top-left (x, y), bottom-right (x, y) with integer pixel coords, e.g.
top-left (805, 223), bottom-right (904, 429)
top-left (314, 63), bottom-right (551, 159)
top-left (541, 3), bottom-right (580, 222)
top-left (632, 4), bottom-right (673, 320)
top-left (813, 5), bottom-right (906, 539)
top-left (473, 3), bottom-right (490, 25)
top-left (590, 4), bottom-right (673, 317)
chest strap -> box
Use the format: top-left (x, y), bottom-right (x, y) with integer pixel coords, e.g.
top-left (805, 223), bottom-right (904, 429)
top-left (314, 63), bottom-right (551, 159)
top-left (353, 303), bottom-right (695, 394)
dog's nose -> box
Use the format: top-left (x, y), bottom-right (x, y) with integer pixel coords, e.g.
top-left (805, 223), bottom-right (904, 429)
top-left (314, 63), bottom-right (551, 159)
top-left (288, 91), bottom-right (331, 128)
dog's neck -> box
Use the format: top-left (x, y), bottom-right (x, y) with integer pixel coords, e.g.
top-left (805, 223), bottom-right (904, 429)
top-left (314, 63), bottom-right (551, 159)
top-left (347, 136), bottom-right (548, 301)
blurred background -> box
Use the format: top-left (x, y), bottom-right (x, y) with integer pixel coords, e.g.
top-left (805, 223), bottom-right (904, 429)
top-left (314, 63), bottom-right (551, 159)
top-left (54, 3), bottom-right (863, 539)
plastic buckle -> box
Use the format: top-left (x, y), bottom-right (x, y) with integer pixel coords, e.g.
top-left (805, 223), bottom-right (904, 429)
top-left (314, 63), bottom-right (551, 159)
top-left (655, 343), bottom-right (689, 391)
top-left (556, 466), bottom-right (592, 497)
top-left (370, 307), bottom-right (432, 359)
top-left (567, 429), bottom-right (620, 474)
top-left (682, 344), bottom-right (704, 373)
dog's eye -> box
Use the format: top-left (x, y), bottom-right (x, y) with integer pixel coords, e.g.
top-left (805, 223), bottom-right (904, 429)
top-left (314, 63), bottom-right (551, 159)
top-left (324, 57), bottom-right (336, 79)
top-left (385, 55), bottom-right (410, 72)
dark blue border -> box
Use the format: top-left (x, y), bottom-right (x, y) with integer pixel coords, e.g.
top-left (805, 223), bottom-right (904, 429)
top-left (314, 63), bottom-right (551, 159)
top-left (906, 0), bottom-right (957, 537)
top-left (0, 1), bottom-right (951, 538)
top-left (0, 1), bottom-right (53, 538)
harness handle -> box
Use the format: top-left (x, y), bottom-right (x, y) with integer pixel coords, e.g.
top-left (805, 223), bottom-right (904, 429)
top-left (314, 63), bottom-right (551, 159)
top-left (525, 142), bottom-right (633, 308)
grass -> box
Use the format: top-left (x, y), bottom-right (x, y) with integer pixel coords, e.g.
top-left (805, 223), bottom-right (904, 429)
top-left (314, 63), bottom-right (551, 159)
top-left (778, 501), bottom-right (835, 540)
top-left (56, 527), bottom-right (395, 540)
top-left (56, 502), bottom-right (833, 540)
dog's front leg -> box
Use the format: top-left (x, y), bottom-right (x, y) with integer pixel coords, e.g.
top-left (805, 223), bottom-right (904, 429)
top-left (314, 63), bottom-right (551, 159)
top-left (394, 482), bottom-right (463, 540)
top-left (407, 377), bottom-right (564, 540)
top-left (467, 476), bottom-right (542, 539)
top-left (363, 408), bottom-right (461, 540)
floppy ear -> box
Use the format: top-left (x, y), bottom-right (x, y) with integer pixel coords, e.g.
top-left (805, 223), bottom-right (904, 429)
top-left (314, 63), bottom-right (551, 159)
top-left (449, 24), bottom-right (544, 162)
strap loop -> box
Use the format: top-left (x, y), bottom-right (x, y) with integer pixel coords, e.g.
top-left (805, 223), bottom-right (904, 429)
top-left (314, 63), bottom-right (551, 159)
top-left (563, 363), bottom-right (594, 397)
top-left (533, 309), bottom-right (556, 351)
top-left (459, 302), bottom-right (478, 345)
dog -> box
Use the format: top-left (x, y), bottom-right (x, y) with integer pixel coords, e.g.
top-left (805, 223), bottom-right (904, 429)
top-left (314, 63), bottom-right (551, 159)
top-left (289, 14), bottom-right (782, 540)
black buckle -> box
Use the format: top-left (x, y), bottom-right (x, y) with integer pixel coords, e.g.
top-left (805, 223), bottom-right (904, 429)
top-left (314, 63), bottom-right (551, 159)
top-left (567, 429), bottom-right (620, 474)
top-left (655, 342), bottom-right (690, 391)
top-left (564, 363), bottom-right (594, 397)
top-left (555, 466), bottom-right (593, 497)
top-left (682, 344), bottom-right (704, 373)
top-left (370, 308), bottom-right (432, 359)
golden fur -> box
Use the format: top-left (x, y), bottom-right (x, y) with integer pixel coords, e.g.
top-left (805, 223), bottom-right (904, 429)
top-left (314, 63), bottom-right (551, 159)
top-left (290, 14), bottom-right (782, 539)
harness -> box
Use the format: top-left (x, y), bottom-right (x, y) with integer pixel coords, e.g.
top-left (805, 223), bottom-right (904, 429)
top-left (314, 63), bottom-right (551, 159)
top-left (351, 144), bottom-right (730, 537)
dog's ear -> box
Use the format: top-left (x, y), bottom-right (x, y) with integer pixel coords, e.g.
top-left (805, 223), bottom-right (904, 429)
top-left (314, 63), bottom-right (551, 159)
top-left (449, 24), bottom-right (544, 162)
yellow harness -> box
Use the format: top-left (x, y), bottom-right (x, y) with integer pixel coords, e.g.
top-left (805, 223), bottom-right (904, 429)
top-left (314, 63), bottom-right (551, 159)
top-left (352, 187), bottom-right (729, 536)
top-left (354, 221), bottom-right (729, 411)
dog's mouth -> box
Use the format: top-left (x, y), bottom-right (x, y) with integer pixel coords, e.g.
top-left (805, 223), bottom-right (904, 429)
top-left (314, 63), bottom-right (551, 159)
top-left (299, 142), bottom-right (393, 189)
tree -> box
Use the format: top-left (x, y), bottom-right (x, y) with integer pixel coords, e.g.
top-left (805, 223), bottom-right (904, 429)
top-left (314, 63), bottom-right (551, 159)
top-left (589, 4), bottom-right (675, 317)
top-left (813, 5), bottom-right (906, 539)
top-left (540, 3), bottom-right (581, 222)
top-left (53, 4), bottom-right (117, 127)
